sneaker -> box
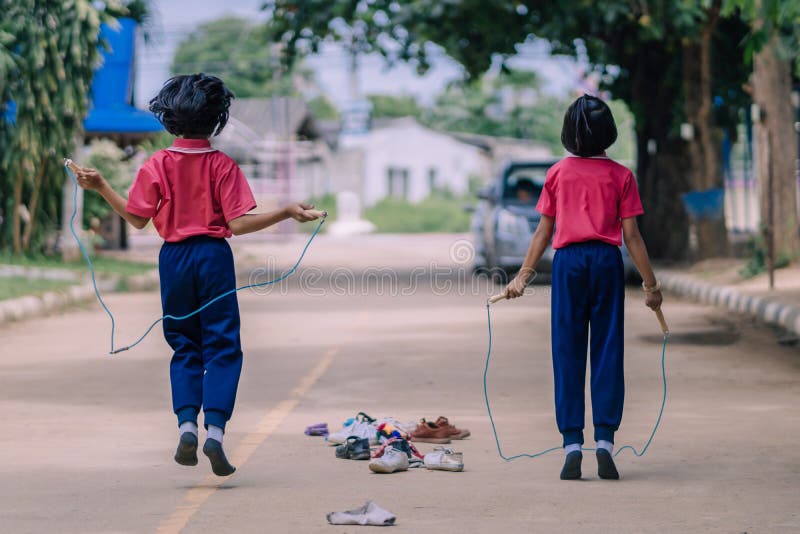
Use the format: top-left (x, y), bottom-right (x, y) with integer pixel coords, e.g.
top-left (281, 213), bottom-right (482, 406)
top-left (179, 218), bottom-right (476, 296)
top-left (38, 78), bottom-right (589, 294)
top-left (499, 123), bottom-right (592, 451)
top-left (560, 450), bottom-right (582, 480)
top-left (335, 436), bottom-right (371, 460)
top-left (328, 413), bottom-right (378, 445)
top-left (434, 416), bottom-right (471, 440)
top-left (424, 446), bottom-right (464, 472)
top-left (596, 449), bottom-right (620, 480)
top-left (305, 422), bottom-right (329, 436)
top-left (369, 447), bottom-right (409, 474)
top-left (174, 432), bottom-right (198, 466)
top-left (410, 419), bottom-right (452, 444)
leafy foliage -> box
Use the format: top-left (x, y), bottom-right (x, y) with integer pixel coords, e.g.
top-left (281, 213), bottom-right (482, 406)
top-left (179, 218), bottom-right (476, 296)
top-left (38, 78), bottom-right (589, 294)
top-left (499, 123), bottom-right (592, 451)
top-left (171, 16), bottom-right (309, 98)
top-left (82, 139), bottom-right (132, 226)
top-left (423, 71), bottom-right (568, 153)
top-left (0, 0), bottom-right (112, 254)
top-left (368, 93), bottom-right (423, 119)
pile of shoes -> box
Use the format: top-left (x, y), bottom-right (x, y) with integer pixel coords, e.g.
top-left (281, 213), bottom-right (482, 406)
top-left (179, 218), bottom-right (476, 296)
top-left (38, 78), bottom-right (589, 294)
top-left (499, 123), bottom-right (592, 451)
top-left (306, 412), bottom-right (469, 474)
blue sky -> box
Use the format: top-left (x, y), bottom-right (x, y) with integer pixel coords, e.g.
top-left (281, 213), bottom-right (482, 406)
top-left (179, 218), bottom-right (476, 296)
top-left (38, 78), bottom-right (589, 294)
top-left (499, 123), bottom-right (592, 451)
top-left (135, 0), bottom-right (582, 108)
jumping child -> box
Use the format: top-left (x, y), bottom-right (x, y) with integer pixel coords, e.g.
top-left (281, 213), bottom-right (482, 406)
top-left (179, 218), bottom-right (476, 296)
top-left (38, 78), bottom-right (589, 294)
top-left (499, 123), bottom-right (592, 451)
top-left (504, 94), bottom-right (663, 480)
top-left (74, 73), bottom-right (321, 476)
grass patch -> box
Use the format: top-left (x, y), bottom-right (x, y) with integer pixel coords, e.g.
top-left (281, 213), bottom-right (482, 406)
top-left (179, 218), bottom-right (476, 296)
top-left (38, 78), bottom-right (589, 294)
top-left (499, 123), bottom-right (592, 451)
top-left (364, 195), bottom-right (472, 233)
top-left (0, 254), bottom-right (155, 277)
top-left (0, 277), bottom-right (78, 301)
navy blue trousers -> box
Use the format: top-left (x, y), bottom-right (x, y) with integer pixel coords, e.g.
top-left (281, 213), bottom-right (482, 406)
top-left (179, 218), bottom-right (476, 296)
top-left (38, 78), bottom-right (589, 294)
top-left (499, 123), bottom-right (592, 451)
top-left (159, 236), bottom-right (243, 431)
top-left (551, 241), bottom-right (625, 447)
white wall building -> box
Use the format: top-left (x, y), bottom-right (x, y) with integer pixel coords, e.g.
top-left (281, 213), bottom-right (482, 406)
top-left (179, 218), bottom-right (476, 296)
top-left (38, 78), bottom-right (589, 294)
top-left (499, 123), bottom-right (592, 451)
top-left (340, 117), bottom-right (491, 207)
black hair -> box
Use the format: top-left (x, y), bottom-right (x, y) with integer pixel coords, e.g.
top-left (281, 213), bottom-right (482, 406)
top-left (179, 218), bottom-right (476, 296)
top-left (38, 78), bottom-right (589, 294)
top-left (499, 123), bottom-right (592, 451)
top-left (148, 74), bottom-right (234, 137)
top-left (560, 94), bottom-right (617, 157)
top-left (515, 178), bottom-right (537, 193)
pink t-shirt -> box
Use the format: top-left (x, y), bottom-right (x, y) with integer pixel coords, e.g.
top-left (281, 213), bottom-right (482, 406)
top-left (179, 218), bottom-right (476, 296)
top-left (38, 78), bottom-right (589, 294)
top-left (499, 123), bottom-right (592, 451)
top-left (536, 155), bottom-right (644, 249)
top-left (126, 138), bottom-right (257, 243)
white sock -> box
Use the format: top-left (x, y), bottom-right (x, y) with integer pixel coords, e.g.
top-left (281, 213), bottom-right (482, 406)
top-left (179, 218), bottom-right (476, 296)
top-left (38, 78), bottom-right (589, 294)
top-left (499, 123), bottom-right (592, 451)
top-left (597, 440), bottom-right (613, 453)
top-left (565, 443), bottom-right (581, 455)
top-left (179, 421), bottom-right (198, 437)
top-left (207, 425), bottom-right (224, 443)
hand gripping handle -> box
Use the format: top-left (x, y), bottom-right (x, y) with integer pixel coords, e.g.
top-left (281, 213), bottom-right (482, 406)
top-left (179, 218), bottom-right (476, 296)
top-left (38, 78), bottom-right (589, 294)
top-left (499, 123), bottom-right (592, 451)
top-left (487, 292), bottom-right (507, 305)
top-left (306, 209), bottom-right (328, 219)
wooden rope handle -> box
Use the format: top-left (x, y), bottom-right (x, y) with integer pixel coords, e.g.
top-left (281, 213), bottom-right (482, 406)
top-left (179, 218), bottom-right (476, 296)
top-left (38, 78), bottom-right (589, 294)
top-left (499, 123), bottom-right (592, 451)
top-left (654, 308), bottom-right (669, 336)
top-left (305, 209), bottom-right (328, 219)
top-left (488, 292), bottom-right (507, 305)
top-left (65, 159), bottom-right (80, 174)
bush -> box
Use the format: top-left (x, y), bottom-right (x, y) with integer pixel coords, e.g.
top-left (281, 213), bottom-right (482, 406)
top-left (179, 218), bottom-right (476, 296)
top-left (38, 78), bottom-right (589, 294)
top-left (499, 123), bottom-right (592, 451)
top-left (740, 233), bottom-right (792, 279)
top-left (364, 194), bottom-right (472, 233)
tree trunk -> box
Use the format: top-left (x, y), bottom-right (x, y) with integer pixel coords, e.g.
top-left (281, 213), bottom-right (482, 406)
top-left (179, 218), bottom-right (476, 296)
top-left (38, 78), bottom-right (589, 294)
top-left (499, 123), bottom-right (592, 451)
top-left (21, 159), bottom-right (47, 252)
top-left (681, 0), bottom-right (728, 259)
top-left (753, 34), bottom-right (800, 261)
top-left (629, 39), bottom-right (691, 260)
top-left (12, 168), bottom-right (24, 254)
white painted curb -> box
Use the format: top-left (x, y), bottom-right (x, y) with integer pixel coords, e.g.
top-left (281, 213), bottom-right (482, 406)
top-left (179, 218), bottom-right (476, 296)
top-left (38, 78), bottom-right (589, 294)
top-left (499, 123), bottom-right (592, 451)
top-left (661, 272), bottom-right (800, 337)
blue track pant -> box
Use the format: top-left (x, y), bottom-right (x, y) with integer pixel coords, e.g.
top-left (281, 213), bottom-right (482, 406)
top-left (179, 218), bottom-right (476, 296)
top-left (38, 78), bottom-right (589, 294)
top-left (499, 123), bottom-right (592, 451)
top-left (159, 236), bottom-right (243, 431)
top-left (551, 241), bottom-right (625, 447)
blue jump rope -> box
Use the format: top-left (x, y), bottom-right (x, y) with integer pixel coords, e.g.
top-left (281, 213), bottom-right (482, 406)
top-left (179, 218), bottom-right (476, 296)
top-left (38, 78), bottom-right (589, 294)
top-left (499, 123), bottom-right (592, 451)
top-left (483, 290), bottom-right (670, 460)
top-left (64, 160), bottom-right (327, 355)
top-left (66, 159), bottom-right (667, 460)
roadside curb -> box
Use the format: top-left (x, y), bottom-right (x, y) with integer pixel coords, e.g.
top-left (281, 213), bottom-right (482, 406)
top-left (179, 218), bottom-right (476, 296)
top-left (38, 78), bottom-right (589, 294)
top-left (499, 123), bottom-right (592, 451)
top-left (0, 269), bottom-right (159, 325)
top-left (660, 272), bottom-right (800, 337)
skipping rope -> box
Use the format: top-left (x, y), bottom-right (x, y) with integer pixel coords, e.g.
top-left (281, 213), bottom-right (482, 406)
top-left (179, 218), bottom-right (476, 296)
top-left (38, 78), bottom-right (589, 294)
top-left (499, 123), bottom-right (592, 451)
top-left (483, 294), bottom-right (669, 460)
top-left (64, 160), bottom-right (326, 355)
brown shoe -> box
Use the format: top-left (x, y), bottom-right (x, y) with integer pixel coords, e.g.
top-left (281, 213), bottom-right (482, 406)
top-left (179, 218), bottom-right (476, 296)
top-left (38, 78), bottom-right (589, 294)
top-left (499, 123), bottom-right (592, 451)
top-left (434, 416), bottom-right (471, 439)
top-left (410, 419), bottom-right (451, 444)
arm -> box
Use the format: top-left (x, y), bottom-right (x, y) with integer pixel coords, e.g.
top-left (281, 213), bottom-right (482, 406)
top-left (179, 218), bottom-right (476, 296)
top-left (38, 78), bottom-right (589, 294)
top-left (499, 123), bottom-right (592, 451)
top-left (622, 217), bottom-right (663, 310)
top-left (75, 167), bottom-right (150, 230)
top-left (228, 203), bottom-right (320, 236)
top-left (505, 215), bottom-right (555, 298)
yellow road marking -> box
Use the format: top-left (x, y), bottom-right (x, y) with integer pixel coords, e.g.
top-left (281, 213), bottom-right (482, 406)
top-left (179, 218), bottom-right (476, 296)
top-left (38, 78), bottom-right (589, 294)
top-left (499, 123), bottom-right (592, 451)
top-left (157, 347), bottom-right (339, 534)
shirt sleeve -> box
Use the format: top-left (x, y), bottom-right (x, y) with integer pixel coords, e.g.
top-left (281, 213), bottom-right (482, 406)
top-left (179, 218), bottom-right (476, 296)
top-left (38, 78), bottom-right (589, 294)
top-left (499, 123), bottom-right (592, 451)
top-left (218, 161), bottom-right (257, 222)
top-left (619, 171), bottom-right (644, 218)
top-left (536, 168), bottom-right (557, 217)
top-left (126, 161), bottom-right (162, 218)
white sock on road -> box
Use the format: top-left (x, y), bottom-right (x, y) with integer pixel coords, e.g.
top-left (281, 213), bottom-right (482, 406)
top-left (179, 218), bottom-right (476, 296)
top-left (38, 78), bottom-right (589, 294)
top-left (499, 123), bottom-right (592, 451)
top-left (207, 425), bottom-right (224, 443)
top-left (565, 443), bottom-right (581, 455)
top-left (597, 440), bottom-right (613, 453)
top-left (179, 421), bottom-right (198, 437)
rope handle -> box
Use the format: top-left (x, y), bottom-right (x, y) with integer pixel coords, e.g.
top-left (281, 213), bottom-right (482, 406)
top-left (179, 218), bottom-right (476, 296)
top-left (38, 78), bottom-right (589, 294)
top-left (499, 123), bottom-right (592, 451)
top-left (305, 209), bottom-right (328, 219)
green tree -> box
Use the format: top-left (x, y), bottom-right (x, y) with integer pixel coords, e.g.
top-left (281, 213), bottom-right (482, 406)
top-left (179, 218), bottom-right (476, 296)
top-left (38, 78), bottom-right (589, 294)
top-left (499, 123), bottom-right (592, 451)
top-left (724, 0), bottom-right (800, 261)
top-left (0, 0), bottom-right (112, 254)
top-left (263, 0), bottom-right (753, 260)
top-left (307, 94), bottom-right (340, 120)
top-left (367, 93), bottom-right (423, 118)
top-left (172, 16), bottom-right (311, 98)
top-left (423, 70), bottom-right (568, 153)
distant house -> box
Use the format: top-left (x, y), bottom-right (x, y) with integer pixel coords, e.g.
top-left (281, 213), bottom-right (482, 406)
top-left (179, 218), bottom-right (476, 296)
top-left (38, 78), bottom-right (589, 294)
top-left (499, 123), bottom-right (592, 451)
top-left (337, 117), bottom-right (491, 207)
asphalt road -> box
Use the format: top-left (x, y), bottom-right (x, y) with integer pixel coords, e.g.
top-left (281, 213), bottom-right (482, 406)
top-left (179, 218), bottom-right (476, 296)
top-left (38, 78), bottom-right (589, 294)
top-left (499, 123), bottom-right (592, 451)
top-left (1, 235), bottom-right (798, 533)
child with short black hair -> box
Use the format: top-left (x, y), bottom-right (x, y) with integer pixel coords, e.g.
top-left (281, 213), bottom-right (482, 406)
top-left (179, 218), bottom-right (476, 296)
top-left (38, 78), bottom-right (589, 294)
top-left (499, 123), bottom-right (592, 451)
top-left (505, 94), bottom-right (663, 480)
top-left (75, 73), bottom-right (321, 476)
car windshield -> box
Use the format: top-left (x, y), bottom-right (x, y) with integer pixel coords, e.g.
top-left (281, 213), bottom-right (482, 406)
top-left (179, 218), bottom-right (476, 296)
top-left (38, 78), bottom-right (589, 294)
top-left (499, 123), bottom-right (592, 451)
top-left (503, 166), bottom-right (547, 207)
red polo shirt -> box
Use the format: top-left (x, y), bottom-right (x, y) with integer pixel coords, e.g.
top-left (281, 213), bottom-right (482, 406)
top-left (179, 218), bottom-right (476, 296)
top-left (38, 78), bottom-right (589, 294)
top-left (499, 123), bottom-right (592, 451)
top-left (126, 138), bottom-right (256, 242)
top-left (536, 155), bottom-right (644, 249)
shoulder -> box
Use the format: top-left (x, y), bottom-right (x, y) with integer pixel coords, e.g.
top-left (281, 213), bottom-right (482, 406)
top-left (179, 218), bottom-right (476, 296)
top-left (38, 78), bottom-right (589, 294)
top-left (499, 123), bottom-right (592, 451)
top-left (602, 157), bottom-right (635, 178)
top-left (209, 149), bottom-right (241, 171)
top-left (136, 150), bottom-right (168, 177)
top-left (545, 158), bottom-right (569, 178)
